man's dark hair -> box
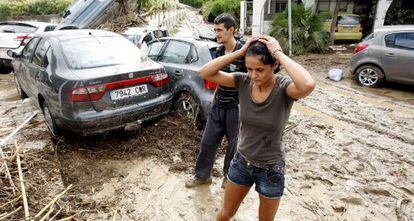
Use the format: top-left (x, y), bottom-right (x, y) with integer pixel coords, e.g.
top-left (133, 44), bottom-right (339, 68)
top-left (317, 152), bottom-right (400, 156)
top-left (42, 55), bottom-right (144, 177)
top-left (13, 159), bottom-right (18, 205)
top-left (246, 41), bottom-right (280, 72)
top-left (214, 13), bottom-right (236, 30)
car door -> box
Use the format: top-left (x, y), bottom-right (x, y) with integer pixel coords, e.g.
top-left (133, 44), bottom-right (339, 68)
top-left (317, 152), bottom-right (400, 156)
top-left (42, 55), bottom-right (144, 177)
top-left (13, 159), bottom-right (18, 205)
top-left (382, 32), bottom-right (414, 84)
top-left (30, 38), bottom-right (51, 99)
top-left (157, 40), bottom-right (193, 88)
top-left (17, 37), bottom-right (40, 97)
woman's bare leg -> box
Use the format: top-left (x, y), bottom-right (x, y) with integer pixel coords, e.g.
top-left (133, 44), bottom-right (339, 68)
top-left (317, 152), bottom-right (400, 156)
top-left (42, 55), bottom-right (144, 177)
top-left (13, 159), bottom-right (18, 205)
top-left (217, 181), bottom-right (251, 221)
top-left (258, 195), bottom-right (281, 221)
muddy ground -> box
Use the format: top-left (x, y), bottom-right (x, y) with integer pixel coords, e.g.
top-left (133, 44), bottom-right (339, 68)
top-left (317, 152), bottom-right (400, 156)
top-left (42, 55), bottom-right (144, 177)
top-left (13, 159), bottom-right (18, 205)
top-left (1, 7), bottom-right (414, 221)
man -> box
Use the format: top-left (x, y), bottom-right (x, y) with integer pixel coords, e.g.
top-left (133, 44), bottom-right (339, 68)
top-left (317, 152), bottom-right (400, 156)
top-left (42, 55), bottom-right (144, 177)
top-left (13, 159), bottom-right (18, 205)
top-left (185, 13), bottom-right (246, 188)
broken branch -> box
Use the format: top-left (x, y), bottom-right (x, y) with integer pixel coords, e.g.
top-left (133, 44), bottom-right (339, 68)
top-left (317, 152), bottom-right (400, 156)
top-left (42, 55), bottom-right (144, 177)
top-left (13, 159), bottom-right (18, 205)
top-left (34, 184), bottom-right (73, 219)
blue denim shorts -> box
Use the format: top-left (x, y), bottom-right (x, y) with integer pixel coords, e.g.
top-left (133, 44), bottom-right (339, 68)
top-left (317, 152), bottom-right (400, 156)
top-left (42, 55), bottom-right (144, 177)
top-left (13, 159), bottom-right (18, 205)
top-left (227, 152), bottom-right (285, 199)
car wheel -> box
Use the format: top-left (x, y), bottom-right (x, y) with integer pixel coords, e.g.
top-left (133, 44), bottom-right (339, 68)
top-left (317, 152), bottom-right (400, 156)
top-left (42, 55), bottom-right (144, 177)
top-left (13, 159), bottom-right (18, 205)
top-left (42, 100), bottom-right (62, 137)
top-left (14, 74), bottom-right (28, 99)
top-left (174, 92), bottom-right (204, 130)
top-left (0, 65), bottom-right (13, 74)
top-left (355, 65), bottom-right (384, 87)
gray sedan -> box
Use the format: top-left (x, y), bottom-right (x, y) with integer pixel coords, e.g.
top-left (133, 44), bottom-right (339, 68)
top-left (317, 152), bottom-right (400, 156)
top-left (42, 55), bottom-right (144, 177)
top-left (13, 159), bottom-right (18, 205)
top-left (147, 37), bottom-right (219, 129)
top-left (9, 29), bottom-right (173, 137)
top-left (350, 25), bottom-right (414, 87)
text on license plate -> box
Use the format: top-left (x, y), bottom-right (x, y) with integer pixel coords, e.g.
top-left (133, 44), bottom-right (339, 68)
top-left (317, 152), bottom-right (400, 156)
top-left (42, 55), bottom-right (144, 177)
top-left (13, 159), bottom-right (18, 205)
top-left (110, 85), bottom-right (148, 100)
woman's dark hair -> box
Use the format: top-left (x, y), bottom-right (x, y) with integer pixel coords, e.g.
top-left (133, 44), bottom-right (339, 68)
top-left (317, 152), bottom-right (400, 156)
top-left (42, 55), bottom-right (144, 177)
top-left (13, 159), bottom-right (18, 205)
top-left (214, 13), bottom-right (236, 30)
top-left (246, 41), bottom-right (276, 66)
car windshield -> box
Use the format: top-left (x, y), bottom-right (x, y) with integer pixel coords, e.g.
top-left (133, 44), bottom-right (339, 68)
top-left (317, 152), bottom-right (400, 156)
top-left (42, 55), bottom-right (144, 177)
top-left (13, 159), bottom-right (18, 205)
top-left (0, 24), bottom-right (38, 33)
top-left (61, 36), bottom-right (146, 69)
top-left (338, 16), bottom-right (360, 25)
top-left (122, 34), bottom-right (141, 45)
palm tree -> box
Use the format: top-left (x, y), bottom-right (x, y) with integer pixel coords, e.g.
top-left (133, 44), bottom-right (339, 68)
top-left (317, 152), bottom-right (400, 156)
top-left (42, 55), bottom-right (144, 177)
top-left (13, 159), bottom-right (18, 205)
top-left (270, 4), bottom-right (329, 55)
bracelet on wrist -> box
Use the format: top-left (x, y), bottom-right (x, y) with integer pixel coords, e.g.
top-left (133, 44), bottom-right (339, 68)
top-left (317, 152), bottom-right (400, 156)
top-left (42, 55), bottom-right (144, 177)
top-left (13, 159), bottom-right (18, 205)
top-left (271, 48), bottom-right (283, 59)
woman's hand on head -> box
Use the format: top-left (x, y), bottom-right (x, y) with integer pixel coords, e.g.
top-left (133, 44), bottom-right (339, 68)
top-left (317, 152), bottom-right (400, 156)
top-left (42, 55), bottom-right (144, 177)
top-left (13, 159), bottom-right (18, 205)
top-left (239, 36), bottom-right (259, 56)
top-left (257, 35), bottom-right (283, 60)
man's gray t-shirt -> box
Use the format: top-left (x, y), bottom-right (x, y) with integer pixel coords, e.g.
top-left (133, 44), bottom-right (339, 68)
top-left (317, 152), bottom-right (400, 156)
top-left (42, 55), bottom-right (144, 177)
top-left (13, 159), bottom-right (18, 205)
top-left (233, 73), bottom-right (294, 164)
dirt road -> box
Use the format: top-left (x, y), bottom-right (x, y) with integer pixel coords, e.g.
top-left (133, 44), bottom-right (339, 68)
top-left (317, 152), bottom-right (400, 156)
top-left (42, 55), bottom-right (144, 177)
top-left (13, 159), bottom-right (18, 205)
top-left (0, 7), bottom-right (413, 221)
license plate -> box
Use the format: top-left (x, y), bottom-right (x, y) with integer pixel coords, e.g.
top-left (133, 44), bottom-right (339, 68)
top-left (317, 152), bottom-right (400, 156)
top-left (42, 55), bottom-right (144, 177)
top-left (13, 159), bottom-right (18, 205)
top-left (110, 84), bottom-right (148, 100)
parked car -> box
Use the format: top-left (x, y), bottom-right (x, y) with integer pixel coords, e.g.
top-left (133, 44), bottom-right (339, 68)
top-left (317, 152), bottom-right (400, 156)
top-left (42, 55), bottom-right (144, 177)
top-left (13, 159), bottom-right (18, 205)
top-left (0, 21), bottom-right (57, 74)
top-left (350, 25), bottom-right (414, 87)
top-left (323, 13), bottom-right (362, 42)
top-left (8, 29), bottom-right (173, 136)
top-left (122, 26), bottom-right (169, 47)
top-left (61, 0), bottom-right (115, 28)
top-left (147, 37), bottom-right (219, 129)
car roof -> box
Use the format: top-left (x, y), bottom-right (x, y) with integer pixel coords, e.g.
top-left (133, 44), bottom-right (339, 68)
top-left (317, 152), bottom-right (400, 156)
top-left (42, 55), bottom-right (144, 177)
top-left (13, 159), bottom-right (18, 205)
top-left (0, 21), bottom-right (56, 28)
top-left (123, 26), bottom-right (167, 34)
top-left (36, 29), bottom-right (120, 41)
top-left (375, 25), bottom-right (414, 33)
top-left (158, 37), bottom-right (219, 48)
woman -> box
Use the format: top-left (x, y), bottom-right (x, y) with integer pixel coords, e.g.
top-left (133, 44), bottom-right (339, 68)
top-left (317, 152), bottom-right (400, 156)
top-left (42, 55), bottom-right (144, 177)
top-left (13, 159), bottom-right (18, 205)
top-left (198, 35), bottom-right (315, 221)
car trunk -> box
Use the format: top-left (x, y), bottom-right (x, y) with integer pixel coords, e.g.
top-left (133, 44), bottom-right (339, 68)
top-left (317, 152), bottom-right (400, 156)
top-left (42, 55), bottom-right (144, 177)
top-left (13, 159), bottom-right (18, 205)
top-left (71, 63), bottom-right (167, 112)
top-left (0, 23), bottom-right (38, 49)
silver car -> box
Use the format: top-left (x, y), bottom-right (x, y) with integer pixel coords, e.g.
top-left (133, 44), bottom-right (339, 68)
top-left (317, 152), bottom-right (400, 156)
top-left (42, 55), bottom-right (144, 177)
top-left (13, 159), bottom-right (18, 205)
top-left (350, 25), bottom-right (414, 87)
top-left (0, 21), bottom-right (57, 74)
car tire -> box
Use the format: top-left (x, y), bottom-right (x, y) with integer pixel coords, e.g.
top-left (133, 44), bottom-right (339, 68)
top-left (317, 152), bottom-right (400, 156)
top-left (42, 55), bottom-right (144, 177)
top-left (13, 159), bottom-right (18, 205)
top-left (14, 74), bottom-right (28, 99)
top-left (0, 65), bottom-right (13, 74)
top-left (42, 100), bottom-right (62, 137)
top-left (355, 65), bottom-right (384, 88)
top-left (174, 92), bottom-right (204, 130)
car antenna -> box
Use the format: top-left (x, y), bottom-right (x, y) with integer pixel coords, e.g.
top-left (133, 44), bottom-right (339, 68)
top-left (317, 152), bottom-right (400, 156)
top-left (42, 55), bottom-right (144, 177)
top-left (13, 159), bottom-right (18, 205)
top-left (89, 31), bottom-right (101, 44)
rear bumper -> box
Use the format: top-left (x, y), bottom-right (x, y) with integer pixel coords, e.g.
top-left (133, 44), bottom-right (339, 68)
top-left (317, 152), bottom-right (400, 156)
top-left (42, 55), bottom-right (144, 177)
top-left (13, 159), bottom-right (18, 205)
top-left (334, 33), bottom-right (362, 41)
top-left (57, 93), bottom-right (173, 136)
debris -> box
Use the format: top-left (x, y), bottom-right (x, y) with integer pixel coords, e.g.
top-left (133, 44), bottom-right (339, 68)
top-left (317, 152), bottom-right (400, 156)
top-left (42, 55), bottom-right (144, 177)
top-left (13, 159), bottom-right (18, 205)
top-left (34, 184), bottom-right (73, 219)
top-left (15, 142), bottom-right (29, 219)
top-left (328, 68), bottom-right (344, 82)
top-left (328, 45), bottom-right (347, 51)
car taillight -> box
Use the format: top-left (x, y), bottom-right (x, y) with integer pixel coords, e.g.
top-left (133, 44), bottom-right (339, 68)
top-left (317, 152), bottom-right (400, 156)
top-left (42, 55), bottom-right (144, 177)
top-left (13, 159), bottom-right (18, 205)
top-left (70, 84), bottom-right (106, 102)
top-left (14, 35), bottom-right (31, 46)
top-left (151, 72), bottom-right (169, 87)
top-left (354, 44), bottom-right (368, 54)
top-left (204, 80), bottom-right (217, 90)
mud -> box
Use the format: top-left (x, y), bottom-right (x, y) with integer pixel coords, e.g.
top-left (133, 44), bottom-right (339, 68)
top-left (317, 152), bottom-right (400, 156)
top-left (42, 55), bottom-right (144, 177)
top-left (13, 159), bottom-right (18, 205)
top-left (1, 7), bottom-right (414, 221)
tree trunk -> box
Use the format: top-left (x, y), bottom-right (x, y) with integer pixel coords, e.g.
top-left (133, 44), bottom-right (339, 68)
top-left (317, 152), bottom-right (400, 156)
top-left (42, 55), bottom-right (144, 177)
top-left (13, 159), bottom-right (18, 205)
top-left (329, 0), bottom-right (342, 45)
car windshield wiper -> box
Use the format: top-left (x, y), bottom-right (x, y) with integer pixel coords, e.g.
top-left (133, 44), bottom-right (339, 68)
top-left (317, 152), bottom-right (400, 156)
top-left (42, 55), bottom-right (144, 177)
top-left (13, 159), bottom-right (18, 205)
top-left (3, 30), bottom-right (15, 33)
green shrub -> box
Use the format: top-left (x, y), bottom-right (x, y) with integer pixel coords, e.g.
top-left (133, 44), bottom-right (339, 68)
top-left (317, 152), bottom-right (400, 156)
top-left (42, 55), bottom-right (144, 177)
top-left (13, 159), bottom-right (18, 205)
top-left (179, 0), bottom-right (204, 8)
top-left (270, 4), bottom-right (329, 55)
top-left (0, 0), bottom-right (72, 19)
top-left (201, 0), bottom-right (240, 23)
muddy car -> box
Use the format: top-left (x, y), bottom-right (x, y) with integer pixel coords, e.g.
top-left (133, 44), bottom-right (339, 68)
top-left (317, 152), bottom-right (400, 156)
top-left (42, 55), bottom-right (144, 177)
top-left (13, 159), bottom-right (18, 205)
top-left (8, 29), bottom-right (172, 136)
top-left (122, 26), bottom-right (169, 47)
top-left (0, 21), bottom-right (57, 74)
top-left (351, 25), bottom-right (414, 87)
top-left (147, 37), bottom-right (219, 129)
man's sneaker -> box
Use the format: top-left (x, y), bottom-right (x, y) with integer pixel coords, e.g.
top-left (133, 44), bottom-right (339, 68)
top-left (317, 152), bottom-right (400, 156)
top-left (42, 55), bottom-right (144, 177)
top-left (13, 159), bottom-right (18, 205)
top-left (221, 177), bottom-right (227, 189)
top-left (185, 177), bottom-right (212, 188)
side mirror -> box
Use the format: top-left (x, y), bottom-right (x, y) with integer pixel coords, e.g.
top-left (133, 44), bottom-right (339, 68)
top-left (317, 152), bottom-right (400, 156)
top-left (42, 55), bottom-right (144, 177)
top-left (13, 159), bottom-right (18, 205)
top-left (7, 50), bottom-right (19, 58)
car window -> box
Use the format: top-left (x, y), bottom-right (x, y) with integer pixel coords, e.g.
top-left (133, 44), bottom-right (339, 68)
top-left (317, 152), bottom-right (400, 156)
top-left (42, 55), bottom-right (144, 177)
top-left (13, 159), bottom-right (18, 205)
top-left (385, 33), bottom-right (396, 48)
top-left (44, 25), bottom-right (56, 32)
top-left (143, 33), bottom-right (153, 43)
top-left (148, 41), bottom-right (165, 59)
top-left (61, 36), bottom-right (146, 69)
top-left (161, 40), bottom-right (191, 64)
top-left (0, 24), bottom-right (38, 33)
top-left (394, 33), bottom-right (414, 50)
top-left (32, 39), bottom-right (51, 67)
top-left (161, 30), bottom-right (168, 37)
top-left (188, 45), bottom-right (198, 63)
top-left (338, 16), bottom-right (360, 25)
top-left (21, 38), bottom-right (40, 61)
top-left (122, 34), bottom-right (141, 45)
